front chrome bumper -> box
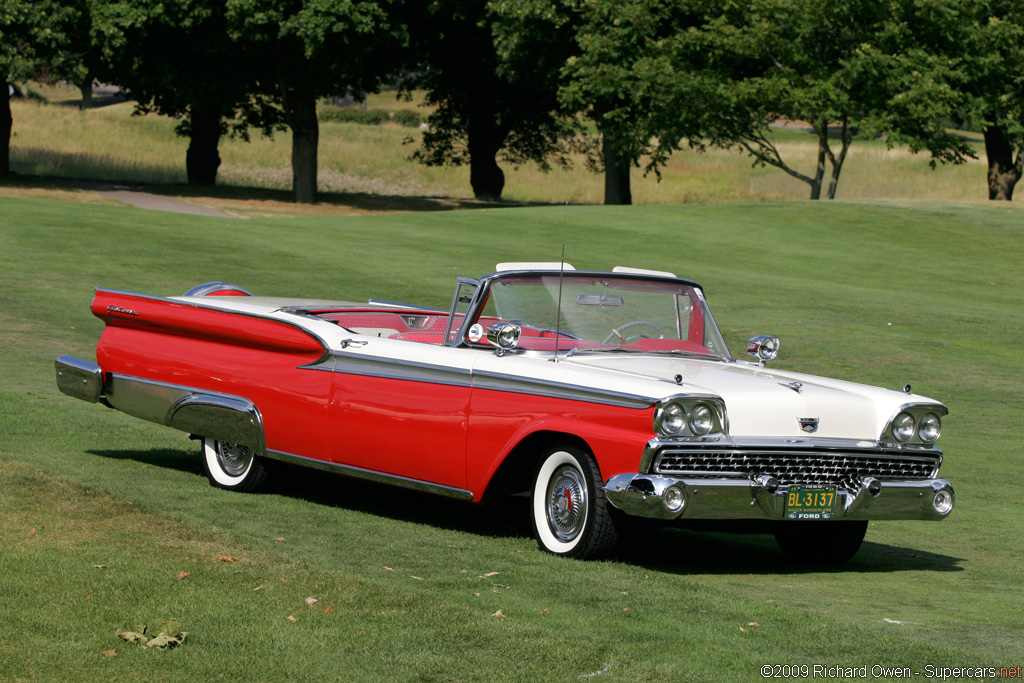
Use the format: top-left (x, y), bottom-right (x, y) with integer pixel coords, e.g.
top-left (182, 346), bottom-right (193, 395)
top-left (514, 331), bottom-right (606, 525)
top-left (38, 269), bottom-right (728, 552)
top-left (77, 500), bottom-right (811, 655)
top-left (603, 473), bottom-right (955, 522)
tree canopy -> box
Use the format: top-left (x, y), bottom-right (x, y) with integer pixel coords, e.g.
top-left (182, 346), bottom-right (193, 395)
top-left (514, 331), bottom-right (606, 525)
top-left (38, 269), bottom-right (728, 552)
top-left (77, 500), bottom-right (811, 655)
top-left (6, 0), bottom-right (1023, 202)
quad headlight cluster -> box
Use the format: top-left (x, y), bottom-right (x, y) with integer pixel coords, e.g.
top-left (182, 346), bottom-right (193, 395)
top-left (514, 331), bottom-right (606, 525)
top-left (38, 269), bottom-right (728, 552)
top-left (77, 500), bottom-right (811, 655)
top-left (654, 398), bottom-right (725, 438)
top-left (887, 408), bottom-right (943, 445)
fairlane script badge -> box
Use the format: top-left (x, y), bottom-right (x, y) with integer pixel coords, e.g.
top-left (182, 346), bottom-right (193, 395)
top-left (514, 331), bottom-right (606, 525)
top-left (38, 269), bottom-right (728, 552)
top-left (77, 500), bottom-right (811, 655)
top-left (798, 417), bottom-right (819, 433)
top-left (107, 305), bottom-right (139, 316)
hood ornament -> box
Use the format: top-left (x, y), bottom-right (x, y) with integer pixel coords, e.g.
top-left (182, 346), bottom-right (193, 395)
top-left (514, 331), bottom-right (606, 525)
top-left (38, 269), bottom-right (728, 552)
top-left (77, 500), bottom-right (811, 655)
top-left (798, 417), bottom-right (819, 433)
top-left (781, 381), bottom-right (803, 394)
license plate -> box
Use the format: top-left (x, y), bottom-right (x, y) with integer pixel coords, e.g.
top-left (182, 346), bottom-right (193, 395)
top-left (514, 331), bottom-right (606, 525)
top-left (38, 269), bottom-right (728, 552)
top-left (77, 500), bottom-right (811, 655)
top-left (785, 486), bottom-right (837, 520)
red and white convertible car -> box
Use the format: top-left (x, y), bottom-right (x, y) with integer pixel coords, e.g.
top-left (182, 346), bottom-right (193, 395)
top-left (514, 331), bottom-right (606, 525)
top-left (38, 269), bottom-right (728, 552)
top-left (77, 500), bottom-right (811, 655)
top-left (56, 263), bottom-right (954, 562)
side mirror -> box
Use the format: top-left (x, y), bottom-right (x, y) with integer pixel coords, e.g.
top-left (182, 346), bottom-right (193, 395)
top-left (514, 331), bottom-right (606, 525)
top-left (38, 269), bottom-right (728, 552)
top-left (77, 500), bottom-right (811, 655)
top-left (746, 335), bottom-right (780, 365)
top-left (487, 323), bottom-right (522, 356)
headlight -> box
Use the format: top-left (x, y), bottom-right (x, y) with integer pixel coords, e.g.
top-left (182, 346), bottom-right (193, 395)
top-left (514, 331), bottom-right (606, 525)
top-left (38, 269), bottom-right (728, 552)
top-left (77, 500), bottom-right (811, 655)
top-left (892, 412), bottom-right (916, 442)
top-left (688, 403), bottom-right (714, 436)
top-left (659, 403), bottom-right (685, 435)
top-left (919, 413), bottom-right (941, 443)
top-left (655, 398), bottom-right (726, 437)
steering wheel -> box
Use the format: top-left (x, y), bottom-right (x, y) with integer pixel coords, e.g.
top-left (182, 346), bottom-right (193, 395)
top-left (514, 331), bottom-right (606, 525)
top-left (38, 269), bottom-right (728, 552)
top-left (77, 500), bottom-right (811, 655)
top-left (602, 321), bottom-right (665, 345)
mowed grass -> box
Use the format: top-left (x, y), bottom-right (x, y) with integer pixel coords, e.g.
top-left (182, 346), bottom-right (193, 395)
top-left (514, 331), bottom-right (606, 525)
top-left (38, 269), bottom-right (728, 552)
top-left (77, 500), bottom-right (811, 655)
top-left (1, 196), bottom-right (1023, 681)
top-left (7, 84), bottom-right (992, 207)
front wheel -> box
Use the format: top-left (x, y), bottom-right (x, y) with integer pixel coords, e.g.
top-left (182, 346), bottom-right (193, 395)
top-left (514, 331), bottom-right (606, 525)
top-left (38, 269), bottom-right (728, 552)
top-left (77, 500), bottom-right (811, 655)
top-left (774, 521), bottom-right (868, 565)
top-left (531, 446), bottom-right (619, 559)
top-left (202, 438), bottom-right (268, 492)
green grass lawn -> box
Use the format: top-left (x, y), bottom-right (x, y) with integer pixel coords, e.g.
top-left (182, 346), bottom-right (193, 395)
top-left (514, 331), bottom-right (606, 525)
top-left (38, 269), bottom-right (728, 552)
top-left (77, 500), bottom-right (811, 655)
top-left (1, 196), bottom-right (1022, 681)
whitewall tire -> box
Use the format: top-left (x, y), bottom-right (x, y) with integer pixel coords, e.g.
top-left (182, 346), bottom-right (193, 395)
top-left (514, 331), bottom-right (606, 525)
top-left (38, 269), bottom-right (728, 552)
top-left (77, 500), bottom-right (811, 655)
top-left (202, 438), bottom-right (268, 492)
top-left (531, 446), bottom-right (619, 559)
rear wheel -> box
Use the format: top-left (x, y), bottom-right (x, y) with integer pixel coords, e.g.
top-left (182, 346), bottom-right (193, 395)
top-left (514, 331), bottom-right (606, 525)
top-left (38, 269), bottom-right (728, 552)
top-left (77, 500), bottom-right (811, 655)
top-left (202, 438), bottom-right (268, 492)
top-left (531, 446), bottom-right (619, 559)
top-left (774, 521), bottom-right (868, 565)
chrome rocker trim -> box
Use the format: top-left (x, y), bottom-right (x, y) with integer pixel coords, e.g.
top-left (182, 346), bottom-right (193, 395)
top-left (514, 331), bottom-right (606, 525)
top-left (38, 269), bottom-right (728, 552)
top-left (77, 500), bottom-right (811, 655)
top-left (603, 473), bottom-right (955, 522)
top-left (264, 449), bottom-right (475, 501)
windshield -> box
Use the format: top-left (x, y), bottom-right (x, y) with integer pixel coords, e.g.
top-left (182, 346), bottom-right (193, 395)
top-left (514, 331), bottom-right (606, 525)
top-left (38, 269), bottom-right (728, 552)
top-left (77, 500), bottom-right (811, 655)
top-left (469, 274), bottom-right (732, 359)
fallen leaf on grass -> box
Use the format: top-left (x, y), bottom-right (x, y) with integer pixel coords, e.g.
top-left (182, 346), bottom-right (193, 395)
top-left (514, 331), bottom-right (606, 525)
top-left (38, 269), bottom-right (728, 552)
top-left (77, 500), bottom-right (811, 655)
top-left (254, 585), bottom-right (265, 591)
top-left (481, 572), bottom-right (500, 578)
top-left (116, 620), bottom-right (187, 649)
top-left (177, 572), bottom-right (190, 580)
top-left (492, 610), bottom-right (505, 618)
top-left (101, 649), bottom-right (117, 658)
top-left (410, 576), bottom-right (423, 581)
top-left (287, 615), bottom-right (296, 623)
top-left (305, 597), bottom-right (318, 606)
top-left (748, 622), bottom-right (760, 627)
top-left (382, 566), bottom-right (394, 572)
top-left (217, 555), bottom-right (238, 563)
top-left (115, 628), bottom-right (148, 645)
top-left (540, 609), bottom-right (549, 615)
top-left (324, 606), bottom-right (333, 613)
top-left (146, 631), bottom-right (187, 649)
top-left (739, 627), bottom-right (747, 632)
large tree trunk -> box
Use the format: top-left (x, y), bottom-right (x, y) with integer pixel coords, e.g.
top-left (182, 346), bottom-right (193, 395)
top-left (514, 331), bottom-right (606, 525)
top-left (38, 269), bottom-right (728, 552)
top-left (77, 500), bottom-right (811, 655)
top-left (285, 85), bottom-right (319, 204)
top-left (602, 133), bottom-right (632, 205)
top-left (808, 127), bottom-right (828, 200)
top-left (78, 78), bottom-right (93, 110)
top-left (984, 123), bottom-right (1022, 201)
top-left (186, 103), bottom-right (223, 185)
top-left (1, 78), bottom-right (12, 175)
top-left (467, 112), bottom-right (505, 201)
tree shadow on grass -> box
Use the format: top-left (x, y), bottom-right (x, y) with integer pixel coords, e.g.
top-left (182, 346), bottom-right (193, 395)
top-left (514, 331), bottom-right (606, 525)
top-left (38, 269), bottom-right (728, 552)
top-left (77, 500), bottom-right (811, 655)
top-left (87, 448), bottom-right (964, 574)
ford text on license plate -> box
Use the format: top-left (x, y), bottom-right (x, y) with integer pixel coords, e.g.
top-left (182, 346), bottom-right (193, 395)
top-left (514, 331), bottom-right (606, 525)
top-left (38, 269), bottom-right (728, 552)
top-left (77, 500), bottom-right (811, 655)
top-left (785, 486), bottom-right (837, 519)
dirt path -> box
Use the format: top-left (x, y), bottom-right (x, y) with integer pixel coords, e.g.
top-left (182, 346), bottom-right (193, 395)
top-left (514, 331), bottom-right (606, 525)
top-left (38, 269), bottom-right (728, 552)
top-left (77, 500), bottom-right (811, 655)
top-left (56, 179), bottom-right (236, 218)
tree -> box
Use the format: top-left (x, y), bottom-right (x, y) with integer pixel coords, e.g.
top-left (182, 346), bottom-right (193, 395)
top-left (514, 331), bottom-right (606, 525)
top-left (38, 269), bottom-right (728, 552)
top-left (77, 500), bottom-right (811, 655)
top-left (405, 0), bottom-right (578, 201)
top-left (573, 0), bottom-right (973, 200)
top-left (692, 0), bottom-right (975, 199)
top-left (1, 0), bottom-right (74, 174)
top-left (226, 0), bottom-right (406, 203)
top-left (92, 0), bottom-right (264, 185)
top-left (46, 0), bottom-right (102, 109)
top-left (916, 0), bottom-right (1024, 200)
top-left (554, 0), bottom-right (706, 204)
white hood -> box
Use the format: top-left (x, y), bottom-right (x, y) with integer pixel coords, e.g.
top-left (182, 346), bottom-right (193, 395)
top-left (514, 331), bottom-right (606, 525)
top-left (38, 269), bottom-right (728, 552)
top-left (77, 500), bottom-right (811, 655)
top-left (558, 355), bottom-right (932, 441)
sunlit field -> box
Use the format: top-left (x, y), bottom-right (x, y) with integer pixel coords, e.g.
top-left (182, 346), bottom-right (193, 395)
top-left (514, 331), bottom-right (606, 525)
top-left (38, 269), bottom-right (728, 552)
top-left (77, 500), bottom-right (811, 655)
top-left (1, 197), bottom-right (1022, 681)
top-left (8, 83), bottom-right (990, 205)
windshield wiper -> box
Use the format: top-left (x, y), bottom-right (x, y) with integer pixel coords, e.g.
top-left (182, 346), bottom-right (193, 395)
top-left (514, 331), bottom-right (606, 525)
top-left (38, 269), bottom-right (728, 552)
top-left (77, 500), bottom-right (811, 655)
top-left (564, 346), bottom-right (645, 358)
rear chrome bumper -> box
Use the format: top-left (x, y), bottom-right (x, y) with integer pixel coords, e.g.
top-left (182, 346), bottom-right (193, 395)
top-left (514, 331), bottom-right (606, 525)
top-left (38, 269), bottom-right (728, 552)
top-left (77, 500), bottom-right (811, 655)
top-left (603, 473), bottom-right (955, 522)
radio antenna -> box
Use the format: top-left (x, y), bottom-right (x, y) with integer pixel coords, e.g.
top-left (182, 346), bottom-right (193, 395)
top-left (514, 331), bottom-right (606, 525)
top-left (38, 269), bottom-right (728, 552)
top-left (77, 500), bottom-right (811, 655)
top-left (553, 202), bottom-right (568, 362)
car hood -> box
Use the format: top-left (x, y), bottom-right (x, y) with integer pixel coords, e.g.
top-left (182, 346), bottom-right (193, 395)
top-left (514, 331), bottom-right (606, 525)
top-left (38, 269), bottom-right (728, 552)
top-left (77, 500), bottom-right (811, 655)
top-left (557, 354), bottom-right (929, 441)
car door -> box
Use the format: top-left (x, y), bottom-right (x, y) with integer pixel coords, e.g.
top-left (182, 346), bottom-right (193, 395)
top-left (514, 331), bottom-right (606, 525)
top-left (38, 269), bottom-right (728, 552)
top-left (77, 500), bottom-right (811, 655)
top-left (327, 337), bottom-right (477, 490)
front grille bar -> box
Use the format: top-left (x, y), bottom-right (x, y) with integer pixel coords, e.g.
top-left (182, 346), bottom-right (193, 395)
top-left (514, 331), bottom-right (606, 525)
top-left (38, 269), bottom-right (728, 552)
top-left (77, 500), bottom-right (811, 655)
top-left (653, 448), bottom-right (939, 487)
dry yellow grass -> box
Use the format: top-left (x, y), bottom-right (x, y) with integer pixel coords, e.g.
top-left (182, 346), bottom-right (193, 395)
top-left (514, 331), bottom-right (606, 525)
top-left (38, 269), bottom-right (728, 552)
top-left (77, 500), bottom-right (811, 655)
top-left (5, 82), bottom-right (994, 212)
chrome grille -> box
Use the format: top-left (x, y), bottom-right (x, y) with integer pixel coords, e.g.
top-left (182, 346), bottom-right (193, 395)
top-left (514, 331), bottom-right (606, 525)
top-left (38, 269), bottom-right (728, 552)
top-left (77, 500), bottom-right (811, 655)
top-left (653, 449), bottom-right (939, 486)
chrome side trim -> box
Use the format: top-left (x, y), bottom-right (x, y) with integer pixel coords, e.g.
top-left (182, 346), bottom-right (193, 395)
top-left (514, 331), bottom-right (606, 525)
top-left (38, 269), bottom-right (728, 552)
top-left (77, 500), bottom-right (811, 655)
top-left (264, 449), bottom-right (475, 501)
top-left (331, 352), bottom-right (473, 387)
top-left (471, 370), bottom-right (653, 409)
top-left (329, 350), bottom-right (655, 408)
top-left (55, 356), bottom-right (104, 403)
top-left (104, 374), bottom-right (265, 453)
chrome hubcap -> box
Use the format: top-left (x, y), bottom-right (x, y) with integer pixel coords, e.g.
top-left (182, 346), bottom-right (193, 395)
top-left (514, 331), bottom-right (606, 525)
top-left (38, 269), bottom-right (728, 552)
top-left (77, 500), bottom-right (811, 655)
top-left (217, 442), bottom-right (252, 477)
top-left (546, 465), bottom-right (587, 542)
